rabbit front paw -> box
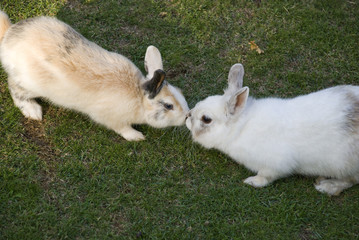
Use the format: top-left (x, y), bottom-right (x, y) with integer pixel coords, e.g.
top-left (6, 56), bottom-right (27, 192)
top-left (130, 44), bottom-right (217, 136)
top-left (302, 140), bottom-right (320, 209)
top-left (244, 175), bottom-right (270, 188)
top-left (118, 126), bottom-right (145, 141)
top-left (20, 100), bottom-right (43, 121)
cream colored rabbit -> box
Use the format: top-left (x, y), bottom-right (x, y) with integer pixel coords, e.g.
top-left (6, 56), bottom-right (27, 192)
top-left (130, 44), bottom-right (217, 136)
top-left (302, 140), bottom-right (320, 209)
top-left (0, 10), bottom-right (188, 141)
top-left (186, 63), bottom-right (359, 195)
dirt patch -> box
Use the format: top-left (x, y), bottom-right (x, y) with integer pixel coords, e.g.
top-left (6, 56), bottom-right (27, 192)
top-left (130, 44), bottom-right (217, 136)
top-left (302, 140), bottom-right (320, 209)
top-left (110, 212), bottom-right (128, 236)
top-left (21, 119), bottom-right (59, 161)
top-left (298, 227), bottom-right (318, 240)
top-left (21, 118), bottom-right (60, 189)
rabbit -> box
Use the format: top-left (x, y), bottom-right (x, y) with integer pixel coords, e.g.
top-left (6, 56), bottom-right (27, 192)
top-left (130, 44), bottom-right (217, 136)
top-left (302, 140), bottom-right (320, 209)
top-left (0, 10), bottom-right (189, 141)
top-left (186, 63), bottom-right (359, 195)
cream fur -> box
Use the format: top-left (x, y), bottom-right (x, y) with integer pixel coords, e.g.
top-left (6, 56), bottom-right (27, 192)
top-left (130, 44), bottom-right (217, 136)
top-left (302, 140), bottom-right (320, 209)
top-left (0, 11), bottom-right (188, 141)
top-left (0, 11), bottom-right (10, 42)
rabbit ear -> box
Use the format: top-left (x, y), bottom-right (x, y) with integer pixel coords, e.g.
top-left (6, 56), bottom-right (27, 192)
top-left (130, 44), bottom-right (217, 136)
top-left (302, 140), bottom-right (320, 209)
top-left (227, 87), bottom-right (249, 116)
top-left (225, 64), bottom-right (245, 96)
top-left (144, 45), bottom-right (163, 79)
top-left (142, 69), bottom-right (166, 99)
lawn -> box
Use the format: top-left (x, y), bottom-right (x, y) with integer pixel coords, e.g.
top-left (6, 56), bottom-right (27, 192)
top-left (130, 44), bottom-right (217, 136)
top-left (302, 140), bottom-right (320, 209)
top-left (1, 0), bottom-right (359, 239)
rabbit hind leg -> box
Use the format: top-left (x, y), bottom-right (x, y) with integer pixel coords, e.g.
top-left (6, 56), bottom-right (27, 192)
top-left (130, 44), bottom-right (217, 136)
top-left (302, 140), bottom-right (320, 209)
top-left (314, 176), bottom-right (359, 196)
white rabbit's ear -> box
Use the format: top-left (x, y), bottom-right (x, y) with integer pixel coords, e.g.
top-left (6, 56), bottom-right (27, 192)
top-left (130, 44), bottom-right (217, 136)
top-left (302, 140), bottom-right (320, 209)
top-left (225, 63), bottom-right (245, 96)
top-left (227, 87), bottom-right (249, 116)
top-left (142, 69), bottom-right (166, 99)
top-left (144, 45), bottom-right (163, 79)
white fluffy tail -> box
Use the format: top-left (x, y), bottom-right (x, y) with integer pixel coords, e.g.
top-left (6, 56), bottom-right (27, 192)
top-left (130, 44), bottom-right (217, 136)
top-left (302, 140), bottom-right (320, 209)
top-left (0, 10), bottom-right (11, 42)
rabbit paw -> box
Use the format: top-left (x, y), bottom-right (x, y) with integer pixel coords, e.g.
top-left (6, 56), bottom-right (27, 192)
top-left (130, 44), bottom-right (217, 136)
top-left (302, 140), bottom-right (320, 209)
top-left (244, 176), bottom-right (270, 188)
top-left (119, 127), bottom-right (145, 141)
top-left (314, 178), bottom-right (353, 196)
top-left (20, 100), bottom-right (43, 121)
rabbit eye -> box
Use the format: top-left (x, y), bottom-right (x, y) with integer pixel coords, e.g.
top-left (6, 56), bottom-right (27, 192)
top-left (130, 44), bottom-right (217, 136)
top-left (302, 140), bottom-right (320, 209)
top-left (164, 103), bottom-right (174, 110)
top-left (201, 115), bottom-right (212, 124)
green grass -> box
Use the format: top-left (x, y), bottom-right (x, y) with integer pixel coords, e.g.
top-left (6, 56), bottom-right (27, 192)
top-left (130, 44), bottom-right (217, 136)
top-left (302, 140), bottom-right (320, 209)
top-left (1, 0), bottom-right (359, 239)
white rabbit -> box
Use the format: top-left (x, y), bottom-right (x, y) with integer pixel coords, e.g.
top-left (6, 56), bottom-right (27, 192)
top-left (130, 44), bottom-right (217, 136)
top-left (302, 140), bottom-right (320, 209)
top-left (0, 10), bottom-right (188, 141)
top-left (186, 63), bottom-right (359, 195)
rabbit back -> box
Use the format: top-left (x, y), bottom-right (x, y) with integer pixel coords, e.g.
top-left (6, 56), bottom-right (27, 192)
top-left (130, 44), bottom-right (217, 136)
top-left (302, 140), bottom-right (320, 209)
top-left (0, 16), bottom-right (151, 129)
top-left (0, 16), bottom-right (143, 108)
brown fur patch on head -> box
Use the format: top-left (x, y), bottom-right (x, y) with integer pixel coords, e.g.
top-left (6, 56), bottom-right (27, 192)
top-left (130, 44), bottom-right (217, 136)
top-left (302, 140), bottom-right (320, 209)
top-left (159, 84), bottom-right (184, 112)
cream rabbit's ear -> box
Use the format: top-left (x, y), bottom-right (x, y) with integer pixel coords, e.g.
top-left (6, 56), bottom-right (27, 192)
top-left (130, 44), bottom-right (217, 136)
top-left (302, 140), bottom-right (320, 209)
top-left (144, 45), bottom-right (163, 79)
top-left (227, 87), bottom-right (249, 116)
top-left (142, 69), bottom-right (166, 99)
top-left (225, 63), bottom-right (244, 96)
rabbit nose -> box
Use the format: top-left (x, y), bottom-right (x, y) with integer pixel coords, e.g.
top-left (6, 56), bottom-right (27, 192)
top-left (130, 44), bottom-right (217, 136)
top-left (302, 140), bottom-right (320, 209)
top-left (186, 112), bottom-right (191, 119)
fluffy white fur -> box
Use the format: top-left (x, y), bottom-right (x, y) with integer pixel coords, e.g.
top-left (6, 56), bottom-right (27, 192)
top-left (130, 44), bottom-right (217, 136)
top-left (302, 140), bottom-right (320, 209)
top-left (186, 63), bottom-right (359, 195)
top-left (0, 10), bottom-right (189, 141)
